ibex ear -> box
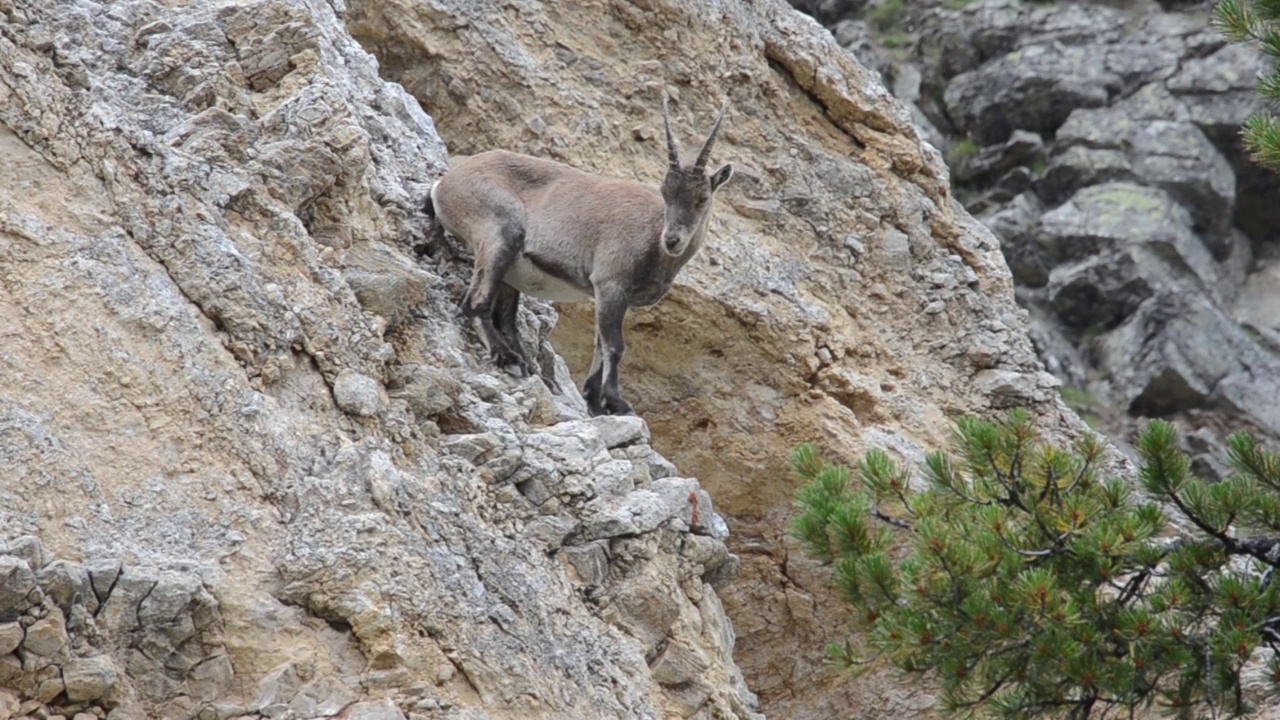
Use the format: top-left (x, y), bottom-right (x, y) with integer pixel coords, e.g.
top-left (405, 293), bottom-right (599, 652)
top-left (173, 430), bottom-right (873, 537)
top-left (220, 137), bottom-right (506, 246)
top-left (710, 163), bottom-right (734, 192)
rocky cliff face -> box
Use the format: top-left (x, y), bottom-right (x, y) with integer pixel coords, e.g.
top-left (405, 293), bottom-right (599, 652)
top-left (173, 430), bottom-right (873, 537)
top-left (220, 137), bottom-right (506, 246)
top-left (0, 0), bottom-right (756, 718)
top-left (0, 0), bottom-right (1086, 718)
top-left (802, 0), bottom-right (1280, 473)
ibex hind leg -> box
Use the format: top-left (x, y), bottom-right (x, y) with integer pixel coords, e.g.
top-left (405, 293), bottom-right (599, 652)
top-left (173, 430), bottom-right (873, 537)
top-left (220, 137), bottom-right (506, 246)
top-left (491, 283), bottom-right (535, 378)
top-left (463, 219), bottom-right (531, 377)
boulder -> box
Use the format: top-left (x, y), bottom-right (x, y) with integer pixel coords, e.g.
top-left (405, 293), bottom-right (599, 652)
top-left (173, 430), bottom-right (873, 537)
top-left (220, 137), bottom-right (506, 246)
top-left (21, 616), bottom-right (68, 658)
top-left (917, 0), bottom-right (1127, 83)
top-left (37, 560), bottom-right (94, 617)
top-left (1096, 294), bottom-right (1280, 434)
top-left (944, 42), bottom-right (1120, 145)
top-left (1038, 146), bottom-right (1133, 206)
top-left (0, 558), bottom-right (35, 623)
top-left (981, 192), bottom-right (1048, 287)
top-left (786, 0), bottom-right (868, 25)
top-left (1033, 183), bottom-right (1220, 304)
top-left (0, 624), bottom-right (22, 656)
top-left (1046, 252), bottom-right (1157, 335)
top-left (63, 656), bottom-right (120, 703)
top-left (1232, 258), bottom-right (1280, 356)
top-left (1167, 42), bottom-right (1269, 139)
top-left (333, 370), bottom-right (385, 417)
top-left (1051, 87), bottom-right (1236, 253)
top-left (1166, 41), bottom-right (1280, 244)
top-left (954, 130), bottom-right (1045, 187)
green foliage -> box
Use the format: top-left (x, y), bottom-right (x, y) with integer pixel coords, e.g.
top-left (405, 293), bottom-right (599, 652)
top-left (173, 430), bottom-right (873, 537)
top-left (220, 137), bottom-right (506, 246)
top-left (1059, 387), bottom-right (1103, 431)
top-left (881, 32), bottom-right (910, 49)
top-left (1215, 0), bottom-right (1280, 172)
top-left (947, 137), bottom-right (979, 168)
top-left (791, 411), bottom-right (1280, 719)
top-left (867, 0), bottom-right (905, 32)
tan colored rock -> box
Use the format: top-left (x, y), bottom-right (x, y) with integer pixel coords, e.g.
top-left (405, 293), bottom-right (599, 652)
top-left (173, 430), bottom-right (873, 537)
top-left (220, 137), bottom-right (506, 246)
top-left (0, 0), bottom-right (1104, 718)
top-left (0, 688), bottom-right (16, 720)
top-left (20, 617), bottom-right (66, 658)
top-left (343, 0), bottom-right (1085, 716)
top-left (63, 656), bottom-right (119, 702)
top-left (0, 624), bottom-right (21, 656)
top-left (0, 2), bottom-right (753, 719)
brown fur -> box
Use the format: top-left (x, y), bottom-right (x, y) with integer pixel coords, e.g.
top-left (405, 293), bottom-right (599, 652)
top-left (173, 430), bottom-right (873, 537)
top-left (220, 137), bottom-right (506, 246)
top-left (429, 101), bottom-right (734, 416)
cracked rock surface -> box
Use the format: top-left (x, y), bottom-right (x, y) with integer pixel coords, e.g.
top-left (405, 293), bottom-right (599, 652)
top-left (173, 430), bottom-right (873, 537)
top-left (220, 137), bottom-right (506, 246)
top-left (339, 0), bottom-right (1091, 718)
top-left (0, 0), bottom-right (754, 718)
top-left (1, 0), bottom-right (1105, 718)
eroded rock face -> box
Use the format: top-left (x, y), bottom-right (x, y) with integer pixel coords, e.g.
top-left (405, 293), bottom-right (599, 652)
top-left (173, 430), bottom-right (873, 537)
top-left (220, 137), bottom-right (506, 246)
top-left (0, 0), bottom-right (1093, 718)
top-left (0, 0), bottom-right (754, 718)
top-left (339, 0), bottom-right (1084, 717)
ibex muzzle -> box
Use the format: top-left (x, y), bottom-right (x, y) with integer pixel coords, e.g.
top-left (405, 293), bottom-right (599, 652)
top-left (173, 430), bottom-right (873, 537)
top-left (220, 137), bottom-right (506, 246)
top-left (426, 98), bottom-right (734, 416)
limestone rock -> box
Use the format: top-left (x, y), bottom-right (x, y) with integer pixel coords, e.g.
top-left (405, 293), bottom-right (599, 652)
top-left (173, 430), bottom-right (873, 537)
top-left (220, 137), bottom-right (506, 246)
top-left (1034, 183), bottom-right (1220, 311)
top-left (20, 617), bottom-right (67, 658)
top-left (288, 676), bottom-right (358, 717)
top-left (945, 42), bottom-right (1120, 145)
top-left (0, 0), bottom-right (1092, 717)
top-left (386, 365), bottom-right (462, 418)
top-left (559, 543), bottom-right (610, 588)
top-left (0, 688), bottom-right (15, 720)
top-left (0, 559), bottom-right (35, 623)
top-left (954, 130), bottom-right (1045, 187)
top-left (580, 478), bottom-right (703, 540)
top-left (343, 699), bottom-right (406, 720)
top-left (1052, 88), bottom-right (1236, 252)
top-left (589, 415), bottom-right (651, 450)
top-left (63, 656), bottom-right (119, 703)
top-left (1167, 42), bottom-right (1269, 138)
top-left (333, 370), bottom-right (386, 417)
top-left (1097, 294), bottom-right (1280, 435)
top-left (981, 192), bottom-right (1047, 287)
top-left (4, 538), bottom-right (47, 572)
top-left (37, 561), bottom-right (93, 617)
top-left (0, 624), bottom-right (22, 656)
top-left (1233, 258), bottom-right (1280, 355)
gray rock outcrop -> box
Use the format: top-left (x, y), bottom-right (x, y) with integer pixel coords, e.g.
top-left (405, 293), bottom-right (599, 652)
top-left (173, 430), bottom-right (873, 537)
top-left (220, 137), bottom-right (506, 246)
top-left (802, 0), bottom-right (1280, 462)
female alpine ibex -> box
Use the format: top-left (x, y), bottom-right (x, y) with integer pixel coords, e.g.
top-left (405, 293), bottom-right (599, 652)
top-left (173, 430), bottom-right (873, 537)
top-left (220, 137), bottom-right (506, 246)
top-left (426, 98), bottom-right (734, 417)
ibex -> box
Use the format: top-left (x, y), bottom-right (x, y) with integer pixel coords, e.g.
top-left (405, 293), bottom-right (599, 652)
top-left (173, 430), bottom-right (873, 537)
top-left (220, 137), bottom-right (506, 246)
top-left (425, 98), bottom-right (734, 417)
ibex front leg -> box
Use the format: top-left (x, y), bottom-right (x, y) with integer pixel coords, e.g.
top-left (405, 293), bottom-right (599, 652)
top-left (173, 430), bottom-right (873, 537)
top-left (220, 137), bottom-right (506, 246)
top-left (584, 285), bottom-right (633, 417)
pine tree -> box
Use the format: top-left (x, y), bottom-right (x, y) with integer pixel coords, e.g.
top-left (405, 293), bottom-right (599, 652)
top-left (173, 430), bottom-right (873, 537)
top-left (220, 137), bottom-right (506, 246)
top-left (792, 411), bottom-right (1280, 719)
top-left (1215, 0), bottom-right (1280, 172)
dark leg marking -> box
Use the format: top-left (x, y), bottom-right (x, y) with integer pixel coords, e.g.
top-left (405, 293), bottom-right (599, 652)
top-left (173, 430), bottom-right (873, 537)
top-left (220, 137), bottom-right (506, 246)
top-left (491, 283), bottom-right (534, 377)
top-left (583, 331), bottom-right (605, 412)
top-left (588, 286), bottom-right (633, 417)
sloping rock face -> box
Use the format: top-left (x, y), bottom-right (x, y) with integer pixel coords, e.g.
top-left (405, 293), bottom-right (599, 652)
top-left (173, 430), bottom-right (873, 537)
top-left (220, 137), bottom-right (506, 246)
top-left (0, 0), bottom-right (1100, 718)
top-left (801, 0), bottom-right (1280, 472)
top-left (0, 0), bottom-right (756, 718)
top-left (341, 0), bottom-right (1084, 718)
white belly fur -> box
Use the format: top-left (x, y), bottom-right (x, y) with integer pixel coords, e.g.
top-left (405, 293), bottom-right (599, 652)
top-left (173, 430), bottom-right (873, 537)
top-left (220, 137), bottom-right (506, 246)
top-left (504, 256), bottom-right (592, 303)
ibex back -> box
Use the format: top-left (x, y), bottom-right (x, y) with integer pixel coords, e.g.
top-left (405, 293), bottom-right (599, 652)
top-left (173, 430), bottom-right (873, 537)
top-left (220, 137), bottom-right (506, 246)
top-left (427, 98), bottom-right (734, 416)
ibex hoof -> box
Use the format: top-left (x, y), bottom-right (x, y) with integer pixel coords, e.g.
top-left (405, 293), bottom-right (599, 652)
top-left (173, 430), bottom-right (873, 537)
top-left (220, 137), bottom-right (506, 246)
top-left (492, 349), bottom-right (534, 378)
top-left (588, 395), bottom-right (634, 417)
